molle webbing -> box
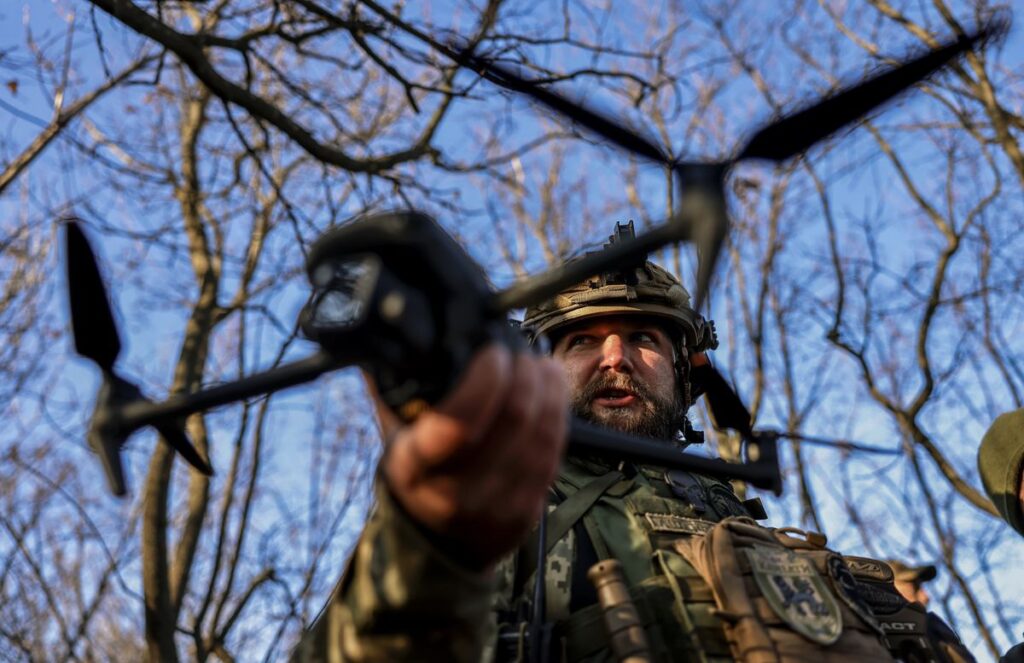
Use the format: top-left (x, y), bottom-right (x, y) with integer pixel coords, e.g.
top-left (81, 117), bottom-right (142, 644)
top-left (522, 470), bottom-right (625, 575)
top-left (673, 518), bottom-right (896, 663)
top-left (563, 577), bottom-right (732, 662)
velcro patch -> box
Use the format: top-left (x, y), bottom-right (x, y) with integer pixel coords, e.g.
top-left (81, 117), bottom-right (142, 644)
top-left (644, 513), bottom-right (712, 535)
top-left (844, 556), bottom-right (894, 582)
top-left (746, 545), bottom-right (843, 645)
top-left (879, 619), bottom-right (924, 634)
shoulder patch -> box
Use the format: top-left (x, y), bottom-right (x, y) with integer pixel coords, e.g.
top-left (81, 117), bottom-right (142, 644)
top-left (745, 545), bottom-right (843, 645)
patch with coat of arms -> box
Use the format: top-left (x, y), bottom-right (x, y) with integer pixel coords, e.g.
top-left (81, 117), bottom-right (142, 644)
top-left (745, 545), bottom-right (843, 645)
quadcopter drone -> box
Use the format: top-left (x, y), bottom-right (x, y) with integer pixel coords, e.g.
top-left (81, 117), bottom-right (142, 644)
top-left (65, 21), bottom-right (1002, 499)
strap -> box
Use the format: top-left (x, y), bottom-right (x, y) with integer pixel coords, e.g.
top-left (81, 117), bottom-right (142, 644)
top-left (522, 470), bottom-right (624, 574)
top-left (545, 470), bottom-right (624, 555)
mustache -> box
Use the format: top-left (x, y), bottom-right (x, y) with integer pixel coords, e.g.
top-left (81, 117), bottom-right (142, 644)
top-left (577, 373), bottom-right (657, 404)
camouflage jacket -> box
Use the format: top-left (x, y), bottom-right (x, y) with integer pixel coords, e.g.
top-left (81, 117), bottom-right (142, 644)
top-left (292, 455), bottom-right (973, 663)
top-left (291, 455), bottom-right (760, 662)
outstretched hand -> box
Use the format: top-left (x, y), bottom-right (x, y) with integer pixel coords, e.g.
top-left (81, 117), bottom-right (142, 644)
top-left (380, 345), bottom-right (569, 569)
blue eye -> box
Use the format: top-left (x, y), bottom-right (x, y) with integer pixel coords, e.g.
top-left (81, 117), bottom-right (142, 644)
top-left (567, 335), bottom-right (592, 348)
top-left (631, 331), bottom-right (657, 344)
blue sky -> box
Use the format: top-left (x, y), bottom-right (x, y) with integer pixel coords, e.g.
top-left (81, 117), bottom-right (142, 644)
top-left (2, 1), bottom-right (1023, 659)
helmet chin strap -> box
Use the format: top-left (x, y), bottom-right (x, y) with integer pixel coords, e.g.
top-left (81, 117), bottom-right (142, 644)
top-left (673, 344), bottom-right (701, 445)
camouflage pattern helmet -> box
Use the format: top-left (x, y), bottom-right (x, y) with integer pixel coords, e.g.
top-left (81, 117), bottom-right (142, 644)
top-left (521, 223), bottom-right (718, 354)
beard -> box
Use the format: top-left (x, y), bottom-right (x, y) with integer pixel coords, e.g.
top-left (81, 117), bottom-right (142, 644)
top-left (570, 372), bottom-right (686, 441)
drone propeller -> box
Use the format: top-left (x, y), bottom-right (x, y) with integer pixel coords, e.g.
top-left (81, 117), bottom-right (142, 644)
top-left (64, 220), bottom-right (212, 496)
top-left (65, 220), bottom-right (122, 372)
top-left (460, 19), bottom-right (1004, 168)
top-left (457, 18), bottom-right (1006, 310)
top-left (738, 21), bottom-right (1007, 162)
top-left (691, 363), bottom-right (754, 439)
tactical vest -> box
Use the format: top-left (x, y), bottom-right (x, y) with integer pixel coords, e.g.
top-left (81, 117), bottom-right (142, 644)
top-left (495, 457), bottom-right (969, 663)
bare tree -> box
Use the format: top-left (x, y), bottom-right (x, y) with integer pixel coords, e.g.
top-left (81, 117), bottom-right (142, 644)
top-left (1, 0), bottom-right (1021, 660)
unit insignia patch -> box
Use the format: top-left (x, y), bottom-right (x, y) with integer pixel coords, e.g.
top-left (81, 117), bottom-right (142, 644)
top-left (746, 545), bottom-right (842, 645)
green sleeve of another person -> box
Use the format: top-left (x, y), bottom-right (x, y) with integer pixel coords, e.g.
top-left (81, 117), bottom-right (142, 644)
top-left (978, 409), bottom-right (1024, 536)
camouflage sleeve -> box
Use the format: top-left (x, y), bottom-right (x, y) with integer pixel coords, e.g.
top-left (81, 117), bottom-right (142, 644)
top-left (291, 481), bottom-right (497, 663)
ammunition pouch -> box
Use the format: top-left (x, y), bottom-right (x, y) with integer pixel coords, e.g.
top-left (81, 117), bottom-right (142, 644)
top-left (670, 517), bottom-right (893, 662)
top-left (845, 557), bottom-right (975, 663)
top-left (503, 462), bottom-right (972, 663)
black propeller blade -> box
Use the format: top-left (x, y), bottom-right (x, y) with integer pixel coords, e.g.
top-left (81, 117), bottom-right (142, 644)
top-left (154, 420), bottom-right (213, 476)
top-left (89, 374), bottom-right (144, 496)
top-left (65, 219), bottom-right (213, 496)
top-left (458, 18), bottom-right (1005, 168)
top-left (65, 220), bottom-right (122, 372)
top-left (738, 19), bottom-right (1008, 162)
top-left (454, 49), bottom-right (669, 165)
top-left (694, 363), bottom-right (754, 439)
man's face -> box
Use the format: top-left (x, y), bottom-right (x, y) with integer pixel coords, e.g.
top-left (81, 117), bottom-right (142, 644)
top-left (894, 579), bottom-right (930, 607)
top-left (551, 315), bottom-right (683, 440)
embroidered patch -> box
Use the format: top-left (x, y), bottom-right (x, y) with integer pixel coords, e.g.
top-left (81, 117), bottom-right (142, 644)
top-left (643, 513), bottom-right (713, 535)
top-left (844, 556), bottom-right (894, 582)
top-left (745, 545), bottom-right (842, 645)
top-left (826, 555), bottom-right (883, 635)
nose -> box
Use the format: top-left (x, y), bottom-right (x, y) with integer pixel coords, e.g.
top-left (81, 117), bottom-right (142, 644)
top-left (599, 334), bottom-right (633, 372)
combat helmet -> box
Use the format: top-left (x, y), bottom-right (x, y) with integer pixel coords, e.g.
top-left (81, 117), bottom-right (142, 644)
top-left (522, 221), bottom-right (718, 428)
top-left (522, 221), bottom-right (718, 356)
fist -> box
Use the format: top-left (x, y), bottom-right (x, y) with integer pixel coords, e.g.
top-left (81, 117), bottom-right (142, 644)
top-left (380, 345), bottom-right (569, 569)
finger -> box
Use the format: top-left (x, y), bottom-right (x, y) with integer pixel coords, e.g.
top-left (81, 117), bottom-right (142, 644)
top-left (475, 354), bottom-right (564, 527)
top-left (519, 357), bottom-right (569, 498)
top-left (460, 350), bottom-right (546, 486)
top-left (403, 344), bottom-right (514, 467)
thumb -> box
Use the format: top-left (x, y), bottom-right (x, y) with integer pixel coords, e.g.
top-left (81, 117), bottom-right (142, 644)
top-left (404, 344), bottom-right (513, 465)
top-left (437, 344), bottom-right (513, 430)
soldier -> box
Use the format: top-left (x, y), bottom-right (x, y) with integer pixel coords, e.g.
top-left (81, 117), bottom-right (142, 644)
top-left (293, 224), bottom-right (975, 663)
top-left (977, 409), bottom-right (1024, 663)
top-left (977, 408), bottom-right (1024, 537)
top-left (886, 560), bottom-right (937, 607)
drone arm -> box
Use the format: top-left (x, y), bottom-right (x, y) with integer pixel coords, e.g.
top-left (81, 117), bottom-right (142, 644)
top-left (568, 419), bottom-right (780, 494)
top-left (491, 222), bottom-right (681, 313)
top-left (116, 351), bottom-right (346, 435)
